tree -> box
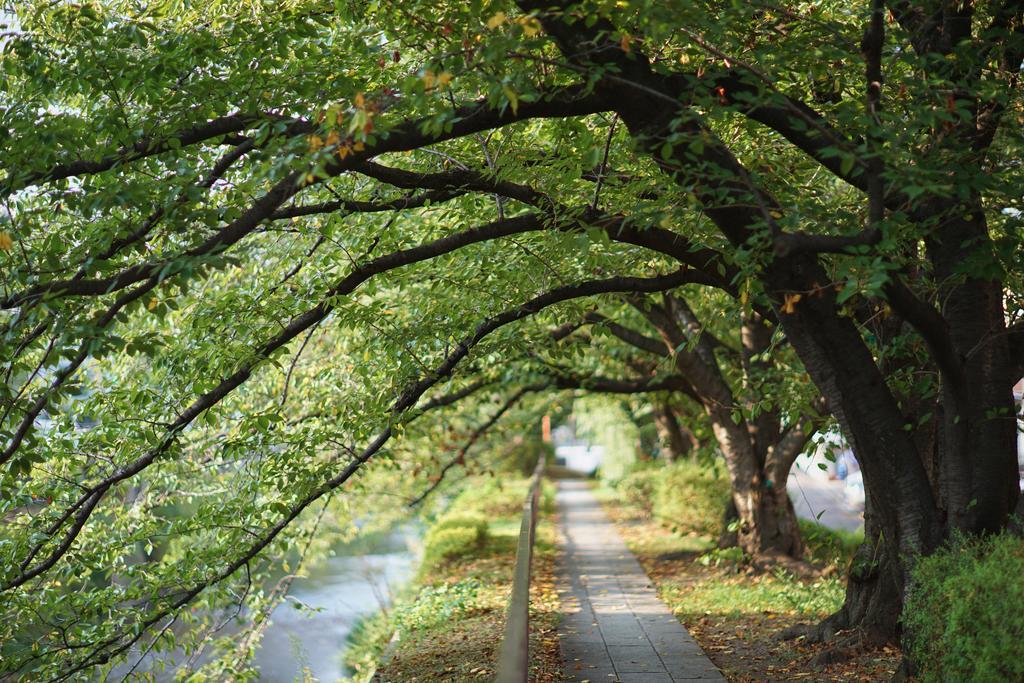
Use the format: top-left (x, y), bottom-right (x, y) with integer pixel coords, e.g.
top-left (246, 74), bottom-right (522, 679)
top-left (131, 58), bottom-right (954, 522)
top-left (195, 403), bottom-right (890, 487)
top-left (1, 0), bottom-right (1022, 676)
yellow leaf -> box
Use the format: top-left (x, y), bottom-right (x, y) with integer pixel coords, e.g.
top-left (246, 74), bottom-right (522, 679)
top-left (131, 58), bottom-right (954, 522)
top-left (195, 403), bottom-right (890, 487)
top-left (308, 134), bottom-right (324, 151)
top-left (147, 297), bottom-right (158, 311)
top-left (422, 69), bottom-right (436, 90)
top-left (0, 231), bottom-right (12, 252)
top-left (338, 143), bottom-right (351, 160)
top-left (486, 11), bottom-right (506, 29)
top-left (353, 141), bottom-right (365, 152)
top-left (354, 92), bottom-right (365, 109)
top-left (518, 16), bottom-right (542, 37)
top-left (501, 85), bottom-right (519, 115)
top-left (769, 209), bottom-right (783, 219)
top-left (620, 32), bottom-right (632, 53)
top-left (781, 293), bottom-right (802, 314)
top-left (325, 130), bottom-right (340, 146)
top-left (437, 71), bottom-right (454, 87)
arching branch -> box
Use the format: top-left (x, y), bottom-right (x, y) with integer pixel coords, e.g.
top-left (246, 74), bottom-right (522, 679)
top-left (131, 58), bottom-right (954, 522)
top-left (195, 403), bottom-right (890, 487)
top-left (40, 267), bottom-right (698, 678)
top-left (407, 383), bottom-right (548, 508)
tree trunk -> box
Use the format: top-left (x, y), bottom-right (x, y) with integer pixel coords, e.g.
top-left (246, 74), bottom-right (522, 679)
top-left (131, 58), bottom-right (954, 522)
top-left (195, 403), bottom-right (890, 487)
top-left (653, 402), bottom-right (695, 461)
top-left (791, 492), bottom-right (905, 646)
top-left (731, 474), bottom-right (804, 559)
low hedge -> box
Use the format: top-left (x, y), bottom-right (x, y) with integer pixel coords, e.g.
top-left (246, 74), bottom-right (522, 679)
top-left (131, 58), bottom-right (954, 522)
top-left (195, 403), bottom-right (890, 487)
top-left (615, 465), bottom-right (661, 514)
top-left (653, 460), bottom-right (731, 538)
top-left (421, 514), bottom-right (489, 568)
top-left (615, 460), bottom-right (731, 538)
top-left (903, 531), bottom-right (1024, 682)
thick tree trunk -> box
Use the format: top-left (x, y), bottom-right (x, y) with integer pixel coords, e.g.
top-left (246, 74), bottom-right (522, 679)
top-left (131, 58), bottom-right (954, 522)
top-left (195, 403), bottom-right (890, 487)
top-left (791, 493), bottom-right (905, 647)
top-left (708, 409), bottom-right (804, 558)
top-left (653, 402), bottom-right (696, 461)
top-left (731, 478), bottom-right (804, 559)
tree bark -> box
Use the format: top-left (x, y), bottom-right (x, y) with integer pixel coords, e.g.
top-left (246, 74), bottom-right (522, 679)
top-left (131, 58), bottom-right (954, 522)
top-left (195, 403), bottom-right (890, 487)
top-left (653, 401), bottom-right (696, 461)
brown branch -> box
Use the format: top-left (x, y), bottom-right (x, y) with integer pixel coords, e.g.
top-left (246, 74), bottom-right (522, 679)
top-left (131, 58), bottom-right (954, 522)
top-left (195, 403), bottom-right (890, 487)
top-left (1, 85), bottom-right (611, 310)
top-left (882, 276), bottom-right (967, 397)
top-left (416, 377), bottom-right (497, 412)
top-left (407, 383), bottom-right (546, 508)
top-left (773, 227), bottom-right (882, 257)
top-left (41, 268), bottom-right (699, 678)
top-left (270, 187), bottom-right (462, 220)
top-left (4, 112), bottom-right (303, 194)
top-left (2, 213), bottom-right (548, 590)
top-left (584, 312), bottom-right (668, 357)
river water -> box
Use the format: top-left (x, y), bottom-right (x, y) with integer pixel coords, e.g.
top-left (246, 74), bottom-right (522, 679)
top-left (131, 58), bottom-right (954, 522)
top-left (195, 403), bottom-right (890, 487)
top-left (107, 524), bottom-right (420, 682)
top-left (251, 525), bottom-right (420, 682)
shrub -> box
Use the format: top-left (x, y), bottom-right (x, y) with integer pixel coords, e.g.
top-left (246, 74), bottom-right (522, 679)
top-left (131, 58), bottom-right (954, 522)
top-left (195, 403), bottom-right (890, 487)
top-left (394, 578), bottom-right (483, 631)
top-left (650, 459), bottom-right (731, 538)
top-left (422, 515), bottom-right (489, 568)
top-left (431, 513), bottom-right (489, 538)
top-left (452, 478), bottom-right (524, 516)
top-left (615, 465), bottom-right (661, 514)
top-left (903, 532), bottom-right (1024, 682)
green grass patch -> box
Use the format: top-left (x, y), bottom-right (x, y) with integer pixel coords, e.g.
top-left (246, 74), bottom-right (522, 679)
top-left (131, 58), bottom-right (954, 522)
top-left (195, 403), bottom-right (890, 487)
top-left (660, 570), bottom-right (846, 620)
top-left (799, 519), bottom-right (864, 567)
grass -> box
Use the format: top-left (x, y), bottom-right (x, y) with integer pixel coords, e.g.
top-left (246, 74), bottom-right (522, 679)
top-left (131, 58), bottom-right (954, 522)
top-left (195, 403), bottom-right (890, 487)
top-left (344, 476), bottom-right (561, 683)
top-left (595, 480), bottom-right (899, 682)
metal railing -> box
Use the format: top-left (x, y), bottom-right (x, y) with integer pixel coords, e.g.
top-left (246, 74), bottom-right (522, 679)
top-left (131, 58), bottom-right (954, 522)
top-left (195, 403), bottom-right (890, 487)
top-left (494, 455), bottom-right (546, 683)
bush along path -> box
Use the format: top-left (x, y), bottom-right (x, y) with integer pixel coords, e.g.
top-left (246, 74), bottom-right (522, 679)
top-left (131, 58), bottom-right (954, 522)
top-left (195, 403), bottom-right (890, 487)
top-left (556, 479), bottom-right (725, 682)
top-left (345, 476), bottom-right (562, 682)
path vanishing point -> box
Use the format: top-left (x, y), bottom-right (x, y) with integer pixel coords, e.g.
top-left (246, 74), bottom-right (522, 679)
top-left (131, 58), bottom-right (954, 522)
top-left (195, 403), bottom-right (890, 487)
top-left (556, 480), bottom-right (726, 683)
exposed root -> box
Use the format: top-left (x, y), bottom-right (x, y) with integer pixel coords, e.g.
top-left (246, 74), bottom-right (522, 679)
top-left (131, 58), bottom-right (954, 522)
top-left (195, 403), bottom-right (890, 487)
top-left (779, 615), bottom-right (842, 645)
top-left (780, 621), bottom-right (893, 670)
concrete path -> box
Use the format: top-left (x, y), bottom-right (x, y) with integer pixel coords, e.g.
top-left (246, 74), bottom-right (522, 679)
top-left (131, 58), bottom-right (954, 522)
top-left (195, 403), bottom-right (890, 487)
top-left (555, 480), bottom-right (725, 682)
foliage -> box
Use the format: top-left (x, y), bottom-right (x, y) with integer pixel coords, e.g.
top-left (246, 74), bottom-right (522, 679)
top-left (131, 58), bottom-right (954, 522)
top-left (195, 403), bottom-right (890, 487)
top-left (422, 521), bottom-right (489, 569)
top-left (650, 460), bottom-right (732, 539)
top-left (0, 0), bottom-right (1021, 674)
top-left (799, 520), bottom-right (865, 568)
top-left (395, 577), bottom-right (484, 631)
top-left (903, 532), bottom-right (1024, 683)
top-left (575, 395), bottom-right (642, 483)
top-left (614, 463), bottom-right (661, 513)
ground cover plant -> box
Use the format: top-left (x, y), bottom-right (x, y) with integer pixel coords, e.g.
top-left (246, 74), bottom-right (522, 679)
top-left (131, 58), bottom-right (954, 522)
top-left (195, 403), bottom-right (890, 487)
top-left (345, 475), bottom-right (562, 682)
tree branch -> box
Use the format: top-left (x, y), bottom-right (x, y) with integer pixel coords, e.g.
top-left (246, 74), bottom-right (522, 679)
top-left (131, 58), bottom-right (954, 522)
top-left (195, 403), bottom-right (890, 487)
top-left (4, 112), bottom-right (303, 194)
top-left (407, 383), bottom-right (546, 508)
top-left (39, 267), bottom-right (699, 677)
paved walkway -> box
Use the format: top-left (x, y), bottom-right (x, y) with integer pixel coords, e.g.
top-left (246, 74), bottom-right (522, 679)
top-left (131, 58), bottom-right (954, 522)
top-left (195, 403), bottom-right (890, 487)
top-left (555, 480), bottom-right (725, 682)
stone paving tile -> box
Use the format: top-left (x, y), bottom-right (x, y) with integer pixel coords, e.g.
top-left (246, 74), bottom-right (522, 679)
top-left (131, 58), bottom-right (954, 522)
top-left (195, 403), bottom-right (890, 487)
top-left (556, 480), bottom-right (724, 683)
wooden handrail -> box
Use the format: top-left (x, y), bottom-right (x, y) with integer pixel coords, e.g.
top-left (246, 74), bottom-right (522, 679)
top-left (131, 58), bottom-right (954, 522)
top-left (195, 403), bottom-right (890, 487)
top-left (494, 455), bottom-right (546, 683)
